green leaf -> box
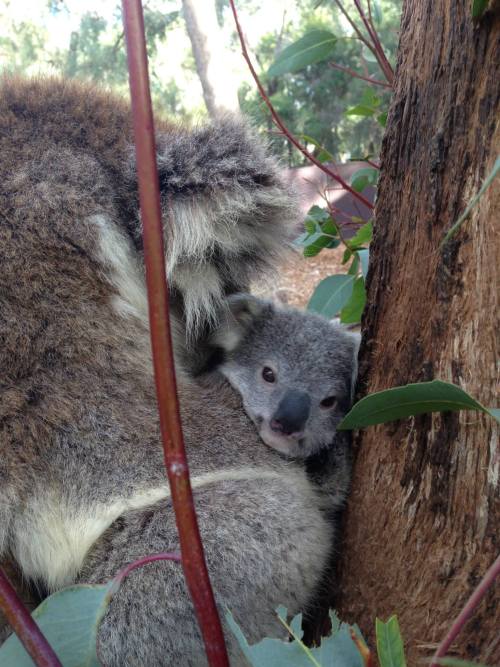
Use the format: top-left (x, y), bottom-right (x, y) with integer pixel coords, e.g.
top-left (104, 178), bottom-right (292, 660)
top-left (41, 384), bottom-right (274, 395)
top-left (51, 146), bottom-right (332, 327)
top-left (342, 248), bottom-right (352, 264)
top-left (307, 274), bottom-right (356, 318)
top-left (443, 155), bottom-right (500, 244)
top-left (351, 168), bottom-right (378, 194)
top-left (376, 616), bottom-right (406, 667)
top-left (345, 104), bottom-right (376, 117)
top-left (299, 135), bottom-right (334, 163)
top-left (303, 233), bottom-right (340, 256)
top-left (348, 254), bottom-right (360, 276)
top-left (0, 583), bottom-right (113, 666)
top-left (338, 380), bottom-right (500, 430)
top-left (305, 205), bottom-right (331, 224)
top-left (358, 248), bottom-right (369, 278)
top-left (349, 221), bottom-right (373, 248)
top-left (268, 30), bottom-right (337, 77)
top-left (377, 111), bottom-right (388, 127)
top-left (472, 0), bottom-right (488, 19)
top-left (226, 607), bottom-right (365, 667)
top-left (340, 276), bottom-right (366, 324)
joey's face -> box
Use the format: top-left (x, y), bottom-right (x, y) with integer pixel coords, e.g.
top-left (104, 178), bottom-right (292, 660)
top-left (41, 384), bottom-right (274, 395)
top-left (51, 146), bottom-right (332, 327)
top-left (217, 298), bottom-right (359, 458)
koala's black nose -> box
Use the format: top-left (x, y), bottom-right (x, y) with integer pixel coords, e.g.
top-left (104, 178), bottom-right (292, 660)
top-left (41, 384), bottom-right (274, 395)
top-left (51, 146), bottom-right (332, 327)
top-left (271, 390), bottom-right (311, 436)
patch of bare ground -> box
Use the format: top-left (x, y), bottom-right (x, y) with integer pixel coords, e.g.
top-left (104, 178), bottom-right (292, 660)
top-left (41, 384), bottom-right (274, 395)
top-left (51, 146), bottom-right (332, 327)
top-left (253, 245), bottom-right (344, 309)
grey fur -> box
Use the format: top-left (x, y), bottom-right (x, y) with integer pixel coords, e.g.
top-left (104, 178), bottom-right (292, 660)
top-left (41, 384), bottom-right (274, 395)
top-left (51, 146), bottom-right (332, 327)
top-left (0, 76), bottom-right (356, 665)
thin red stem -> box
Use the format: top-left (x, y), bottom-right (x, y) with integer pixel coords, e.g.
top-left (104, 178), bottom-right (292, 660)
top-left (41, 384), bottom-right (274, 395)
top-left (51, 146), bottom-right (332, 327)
top-left (229, 0), bottom-right (373, 211)
top-left (121, 2), bottom-right (229, 665)
top-left (430, 554), bottom-right (500, 667)
top-left (0, 568), bottom-right (62, 667)
top-left (365, 158), bottom-right (380, 169)
top-left (329, 62), bottom-right (392, 89)
top-left (111, 552), bottom-right (182, 593)
top-left (333, 0), bottom-right (377, 55)
top-left (353, 0), bottom-right (394, 84)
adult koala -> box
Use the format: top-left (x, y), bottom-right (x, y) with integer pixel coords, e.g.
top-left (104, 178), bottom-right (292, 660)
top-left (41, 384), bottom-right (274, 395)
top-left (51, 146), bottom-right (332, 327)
top-left (0, 76), bottom-right (357, 665)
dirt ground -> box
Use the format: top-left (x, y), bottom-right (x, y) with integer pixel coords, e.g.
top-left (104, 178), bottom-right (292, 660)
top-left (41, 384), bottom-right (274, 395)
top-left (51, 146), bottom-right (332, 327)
top-left (254, 245), bottom-right (344, 309)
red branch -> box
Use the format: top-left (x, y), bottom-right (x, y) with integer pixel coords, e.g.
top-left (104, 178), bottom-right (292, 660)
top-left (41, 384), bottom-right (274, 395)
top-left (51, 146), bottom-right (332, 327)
top-left (430, 554), bottom-right (500, 667)
top-left (228, 0), bottom-right (373, 211)
top-left (0, 568), bottom-right (62, 667)
top-left (121, 2), bottom-right (229, 665)
top-left (329, 62), bottom-right (391, 89)
top-left (111, 552), bottom-right (182, 593)
top-left (353, 0), bottom-right (394, 84)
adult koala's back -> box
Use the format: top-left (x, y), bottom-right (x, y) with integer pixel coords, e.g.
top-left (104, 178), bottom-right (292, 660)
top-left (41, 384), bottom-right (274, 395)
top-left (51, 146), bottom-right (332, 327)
top-left (0, 77), bottom-right (337, 664)
top-left (0, 74), bottom-right (297, 572)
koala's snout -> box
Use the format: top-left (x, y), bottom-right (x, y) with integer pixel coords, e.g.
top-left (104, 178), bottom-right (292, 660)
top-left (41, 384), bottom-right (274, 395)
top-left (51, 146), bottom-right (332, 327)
top-left (270, 389), bottom-right (311, 438)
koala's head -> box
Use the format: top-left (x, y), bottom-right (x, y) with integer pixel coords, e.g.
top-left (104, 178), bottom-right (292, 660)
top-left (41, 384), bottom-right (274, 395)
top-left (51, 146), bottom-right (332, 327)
top-left (210, 294), bottom-right (360, 458)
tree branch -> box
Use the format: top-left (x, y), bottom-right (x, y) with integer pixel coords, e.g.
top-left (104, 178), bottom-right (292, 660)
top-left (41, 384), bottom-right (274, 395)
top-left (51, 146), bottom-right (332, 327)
top-left (228, 0), bottom-right (373, 210)
top-left (329, 62), bottom-right (392, 89)
top-left (353, 0), bottom-right (394, 84)
top-left (0, 568), bottom-right (62, 667)
top-left (430, 554), bottom-right (500, 667)
top-left (121, 2), bottom-right (229, 665)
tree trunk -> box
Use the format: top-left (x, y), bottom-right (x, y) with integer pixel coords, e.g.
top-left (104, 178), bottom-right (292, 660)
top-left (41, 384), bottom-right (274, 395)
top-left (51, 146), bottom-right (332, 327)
top-left (338, 2), bottom-right (499, 664)
top-left (182, 0), bottom-right (239, 116)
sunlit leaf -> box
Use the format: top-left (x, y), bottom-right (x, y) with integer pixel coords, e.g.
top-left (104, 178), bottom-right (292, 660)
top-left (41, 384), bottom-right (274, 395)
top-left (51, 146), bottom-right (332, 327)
top-left (268, 30), bottom-right (337, 76)
top-left (345, 104), bottom-right (376, 117)
top-left (338, 380), bottom-right (500, 430)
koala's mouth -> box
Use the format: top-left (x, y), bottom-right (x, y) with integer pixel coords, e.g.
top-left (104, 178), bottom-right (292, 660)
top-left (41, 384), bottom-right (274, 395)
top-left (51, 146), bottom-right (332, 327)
top-left (257, 420), bottom-right (306, 457)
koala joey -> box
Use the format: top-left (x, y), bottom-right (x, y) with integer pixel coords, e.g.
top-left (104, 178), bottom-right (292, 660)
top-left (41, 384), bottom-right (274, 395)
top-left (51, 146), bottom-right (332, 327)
top-left (209, 294), bottom-right (360, 461)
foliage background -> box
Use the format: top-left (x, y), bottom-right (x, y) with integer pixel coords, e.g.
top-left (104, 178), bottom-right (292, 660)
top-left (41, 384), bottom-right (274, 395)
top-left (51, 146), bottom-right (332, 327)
top-left (0, 0), bottom-right (401, 162)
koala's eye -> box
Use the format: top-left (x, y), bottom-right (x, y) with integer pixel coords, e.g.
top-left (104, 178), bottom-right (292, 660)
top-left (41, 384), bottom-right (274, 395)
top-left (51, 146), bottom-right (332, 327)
top-left (262, 367), bottom-right (276, 383)
top-left (320, 396), bottom-right (337, 409)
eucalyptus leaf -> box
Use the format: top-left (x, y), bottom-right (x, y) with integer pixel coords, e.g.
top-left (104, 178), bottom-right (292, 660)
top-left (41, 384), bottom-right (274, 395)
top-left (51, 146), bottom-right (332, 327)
top-left (226, 607), bottom-right (364, 667)
top-left (472, 0), bottom-right (488, 19)
top-left (358, 248), bottom-right (370, 278)
top-left (377, 112), bottom-right (388, 127)
top-left (0, 583), bottom-right (113, 666)
top-left (376, 616), bottom-right (406, 667)
top-left (349, 221), bottom-right (373, 248)
top-left (340, 276), bottom-right (366, 324)
top-left (268, 30), bottom-right (337, 77)
top-left (305, 205), bottom-right (331, 224)
top-left (303, 234), bottom-right (340, 256)
top-left (345, 104), bottom-right (376, 117)
top-left (348, 254), bottom-right (360, 276)
top-left (299, 135), bottom-right (334, 163)
top-left (338, 380), bottom-right (500, 430)
top-left (351, 168), bottom-right (378, 194)
top-left (307, 274), bottom-right (355, 317)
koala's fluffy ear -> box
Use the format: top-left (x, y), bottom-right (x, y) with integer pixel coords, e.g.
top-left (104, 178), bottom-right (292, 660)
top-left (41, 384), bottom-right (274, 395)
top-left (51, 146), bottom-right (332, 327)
top-left (211, 294), bottom-right (270, 352)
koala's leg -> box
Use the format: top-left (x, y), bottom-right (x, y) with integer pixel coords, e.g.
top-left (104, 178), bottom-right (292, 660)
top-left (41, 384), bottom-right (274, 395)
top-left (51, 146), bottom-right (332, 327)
top-left (79, 477), bottom-right (331, 667)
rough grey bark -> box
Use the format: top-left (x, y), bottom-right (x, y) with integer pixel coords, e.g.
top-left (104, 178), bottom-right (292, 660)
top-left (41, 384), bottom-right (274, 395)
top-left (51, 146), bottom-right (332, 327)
top-left (338, 1), bottom-right (499, 664)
